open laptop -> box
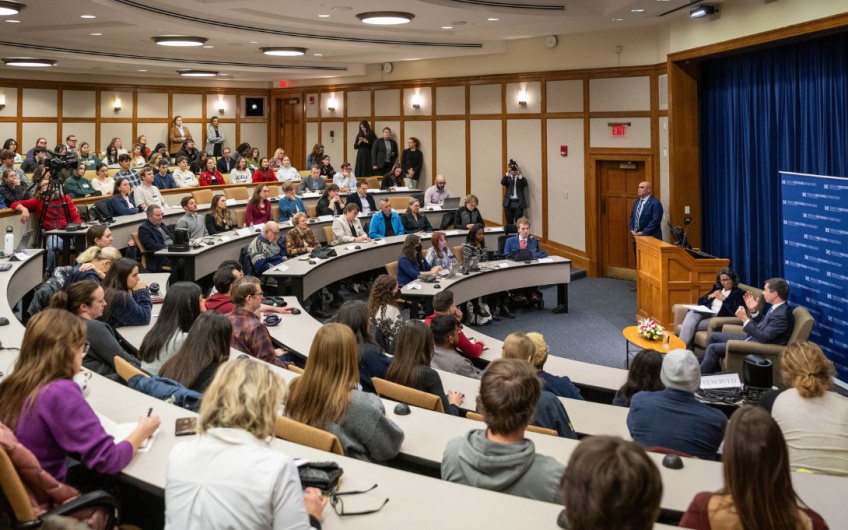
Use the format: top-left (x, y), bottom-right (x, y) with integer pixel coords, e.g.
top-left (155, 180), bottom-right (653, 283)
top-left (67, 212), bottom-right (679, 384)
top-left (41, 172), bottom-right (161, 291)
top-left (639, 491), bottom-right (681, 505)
top-left (17, 230), bottom-right (33, 252)
top-left (439, 263), bottom-right (458, 279)
top-left (442, 197), bottom-right (461, 209)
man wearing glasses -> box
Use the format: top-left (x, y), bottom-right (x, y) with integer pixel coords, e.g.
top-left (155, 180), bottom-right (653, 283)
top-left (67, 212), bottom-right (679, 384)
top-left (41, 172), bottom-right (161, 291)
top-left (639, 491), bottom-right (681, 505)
top-left (247, 221), bottom-right (286, 275)
top-left (226, 277), bottom-right (290, 368)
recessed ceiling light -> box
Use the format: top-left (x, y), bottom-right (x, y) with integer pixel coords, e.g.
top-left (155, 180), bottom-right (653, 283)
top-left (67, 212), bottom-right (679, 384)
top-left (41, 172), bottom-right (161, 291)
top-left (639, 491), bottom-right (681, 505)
top-left (441, 25), bottom-right (453, 29)
top-left (5, 18), bottom-right (19, 23)
top-left (318, 13), bottom-right (330, 18)
top-left (313, 53), bottom-right (323, 57)
top-left (90, 32), bottom-right (102, 36)
top-left (202, 45), bottom-right (214, 49)
top-left (80, 14), bottom-right (96, 19)
top-left (3, 57), bottom-right (56, 67)
top-left (0, 1), bottom-right (25, 16)
top-left (250, 41), bottom-right (259, 44)
top-left (356, 11), bottom-right (414, 25)
top-left (261, 47), bottom-right (308, 57)
top-left (138, 69), bottom-right (147, 72)
top-left (152, 35), bottom-right (207, 47)
top-left (487, 17), bottom-right (499, 21)
top-left (178, 69), bottom-right (218, 77)
top-left (631, 8), bottom-right (645, 12)
top-left (612, 17), bottom-right (624, 21)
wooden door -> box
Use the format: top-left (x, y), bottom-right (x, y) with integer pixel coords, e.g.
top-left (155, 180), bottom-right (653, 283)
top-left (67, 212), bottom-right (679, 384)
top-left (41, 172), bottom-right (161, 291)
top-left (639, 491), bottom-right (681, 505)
top-left (599, 160), bottom-right (647, 279)
top-left (278, 96), bottom-right (304, 170)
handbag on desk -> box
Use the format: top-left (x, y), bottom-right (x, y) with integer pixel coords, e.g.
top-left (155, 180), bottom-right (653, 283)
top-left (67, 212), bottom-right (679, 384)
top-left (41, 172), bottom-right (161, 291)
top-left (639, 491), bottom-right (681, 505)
top-left (298, 461), bottom-right (343, 493)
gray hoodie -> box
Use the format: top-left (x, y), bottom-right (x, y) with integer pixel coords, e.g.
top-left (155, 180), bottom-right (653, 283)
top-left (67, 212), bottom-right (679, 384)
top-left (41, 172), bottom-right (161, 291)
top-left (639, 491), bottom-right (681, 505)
top-left (441, 429), bottom-right (565, 503)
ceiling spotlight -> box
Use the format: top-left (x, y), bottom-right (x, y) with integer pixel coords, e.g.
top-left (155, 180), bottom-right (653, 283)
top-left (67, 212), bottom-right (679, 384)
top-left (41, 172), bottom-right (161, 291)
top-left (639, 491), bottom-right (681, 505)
top-left (90, 33), bottom-right (102, 36)
top-left (4, 18), bottom-right (19, 23)
top-left (138, 69), bottom-right (147, 72)
top-left (441, 26), bottom-right (453, 29)
top-left (261, 47), bottom-right (308, 57)
top-left (318, 13), bottom-right (330, 18)
top-left (80, 14), bottom-right (96, 19)
top-left (611, 17), bottom-right (624, 21)
top-left (356, 11), bottom-right (414, 25)
top-left (202, 45), bottom-right (214, 49)
top-left (631, 8), bottom-right (645, 12)
top-left (152, 36), bottom-right (207, 47)
top-left (487, 17), bottom-right (499, 21)
top-left (313, 53), bottom-right (324, 57)
top-left (0, 1), bottom-right (24, 16)
top-left (2, 57), bottom-right (55, 67)
top-left (178, 69), bottom-right (218, 77)
top-left (690, 4), bottom-right (717, 18)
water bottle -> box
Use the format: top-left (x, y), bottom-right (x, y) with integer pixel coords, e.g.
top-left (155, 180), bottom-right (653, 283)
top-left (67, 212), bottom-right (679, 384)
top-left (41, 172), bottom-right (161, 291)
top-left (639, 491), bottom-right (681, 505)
top-left (4, 226), bottom-right (13, 256)
top-left (663, 332), bottom-right (671, 350)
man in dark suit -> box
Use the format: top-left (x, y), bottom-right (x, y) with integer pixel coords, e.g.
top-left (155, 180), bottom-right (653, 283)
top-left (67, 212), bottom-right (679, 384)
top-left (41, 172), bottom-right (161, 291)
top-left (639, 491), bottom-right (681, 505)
top-left (629, 181), bottom-right (664, 252)
top-left (216, 147), bottom-right (236, 174)
top-left (137, 204), bottom-right (175, 273)
top-left (700, 277), bottom-right (795, 374)
top-left (371, 127), bottom-right (398, 175)
top-left (501, 160), bottom-right (528, 225)
top-left (347, 180), bottom-right (377, 215)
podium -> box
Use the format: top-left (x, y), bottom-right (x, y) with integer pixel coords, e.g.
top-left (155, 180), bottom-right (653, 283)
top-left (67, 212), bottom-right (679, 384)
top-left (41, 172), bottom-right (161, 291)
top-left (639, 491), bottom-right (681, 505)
top-left (635, 236), bottom-right (729, 329)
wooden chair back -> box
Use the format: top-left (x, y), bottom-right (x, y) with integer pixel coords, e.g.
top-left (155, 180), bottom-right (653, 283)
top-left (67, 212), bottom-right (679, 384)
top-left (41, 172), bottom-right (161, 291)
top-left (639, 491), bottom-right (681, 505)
top-left (0, 448), bottom-right (35, 523)
top-left (389, 196), bottom-right (412, 211)
top-left (274, 416), bottom-right (345, 456)
top-left (234, 207), bottom-right (246, 227)
top-left (323, 226), bottom-right (334, 244)
top-left (307, 205), bottom-right (317, 218)
top-left (268, 185), bottom-right (280, 198)
top-left (372, 377), bottom-right (445, 413)
top-left (114, 356), bottom-right (148, 383)
top-left (466, 411), bottom-right (558, 436)
top-left (191, 189), bottom-right (213, 206)
top-left (131, 232), bottom-right (147, 269)
top-left (224, 187), bottom-right (248, 201)
top-left (452, 245), bottom-right (463, 263)
top-left (365, 176), bottom-right (381, 190)
top-left (288, 365), bottom-right (304, 375)
top-left (385, 261), bottom-right (398, 279)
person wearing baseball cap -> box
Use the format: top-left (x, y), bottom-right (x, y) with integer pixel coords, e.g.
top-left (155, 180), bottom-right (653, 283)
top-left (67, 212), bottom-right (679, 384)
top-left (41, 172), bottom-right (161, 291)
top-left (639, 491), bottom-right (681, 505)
top-left (626, 349), bottom-right (727, 460)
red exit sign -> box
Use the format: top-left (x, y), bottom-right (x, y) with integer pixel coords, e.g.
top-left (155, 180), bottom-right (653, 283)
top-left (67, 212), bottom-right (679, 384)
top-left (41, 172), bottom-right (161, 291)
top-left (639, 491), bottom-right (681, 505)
top-left (611, 125), bottom-right (627, 136)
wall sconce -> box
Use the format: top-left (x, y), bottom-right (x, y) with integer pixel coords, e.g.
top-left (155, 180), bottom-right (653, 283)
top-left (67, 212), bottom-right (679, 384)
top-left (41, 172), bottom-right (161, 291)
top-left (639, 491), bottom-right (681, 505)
top-left (114, 96), bottom-right (122, 113)
top-left (0, 93), bottom-right (5, 111)
top-left (518, 89), bottom-right (527, 107)
top-left (412, 92), bottom-right (421, 110)
top-left (217, 98), bottom-right (226, 114)
top-left (327, 96), bottom-right (336, 112)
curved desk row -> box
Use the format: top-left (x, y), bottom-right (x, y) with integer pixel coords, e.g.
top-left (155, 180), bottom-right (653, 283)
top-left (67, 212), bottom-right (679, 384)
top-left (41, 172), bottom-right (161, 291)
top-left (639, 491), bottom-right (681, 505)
top-left (0, 250), bottom-right (44, 349)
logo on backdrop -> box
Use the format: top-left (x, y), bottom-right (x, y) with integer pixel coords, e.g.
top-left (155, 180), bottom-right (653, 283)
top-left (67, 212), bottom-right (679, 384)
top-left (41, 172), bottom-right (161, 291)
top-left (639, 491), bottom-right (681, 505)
top-left (781, 171), bottom-right (848, 383)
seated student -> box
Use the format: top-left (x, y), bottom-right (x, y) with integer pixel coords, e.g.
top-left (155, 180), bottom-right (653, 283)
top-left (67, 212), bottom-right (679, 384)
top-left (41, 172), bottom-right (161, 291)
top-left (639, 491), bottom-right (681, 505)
top-left (138, 282), bottom-right (202, 376)
top-left (215, 147), bottom-right (236, 174)
top-left (367, 275), bottom-right (406, 354)
top-left (21, 146), bottom-right (47, 173)
top-left (332, 203), bottom-right (369, 245)
top-left (285, 212), bottom-right (319, 257)
top-left (386, 320), bottom-right (464, 416)
top-left (91, 163), bottom-right (115, 196)
top-left (425, 231), bottom-right (458, 270)
top-left (77, 141), bottom-right (101, 169)
top-left (526, 332), bottom-right (584, 400)
top-left (252, 157), bottom-right (276, 183)
top-left (424, 289), bottom-right (485, 359)
top-left (442, 358), bottom-right (565, 503)
top-left (190, 150), bottom-right (210, 176)
top-left (612, 349), bottom-right (664, 407)
top-left (63, 162), bottom-right (98, 198)
top-left (400, 197), bottom-right (433, 233)
top-left (502, 217), bottom-right (546, 309)
top-left (101, 257), bottom-right (152, 328)
top-left (199, 157), bottom-right (225, 186)
top-left (278, 181), bottom-right (308, 222)
top-left (65, 245), bottom-right (121, 287)
top-left (297, 165), bottom-right (326, 194)
top-left (627, 349), bottom-right (727, 460)
top-left (172, 156), bottom-right (199, 188)
top-left (368, 197), bottom-right (405, 239)
top-left (316, 183), bottom-right (345, 217)
top-left (430, 314), bottom-right (479, 379)
top-left (333, 162), bottom-right (357, 193)
top-left (248, 222), bottom-right (286, 275)
top-left (108, 177), bottom-right (144, 216)
top-left (334, 301), bottom-right (392, 394)
top-left (680, 406), bottom-right (828, 530)
top-left (0, 309), bottom-right (160, 483)
top-left (246, 183), bottom-right (272, 226)
top-left (228, 157), bottom-right (252, 184)
top-left (206, 266), bottom-right (240, 314)
top-left (166, 359), bottom-right (326, 530)
top-left (275, 155), bottom-right (300, 182)
top-left (132, 166), bottom-right (164, 209)
top-left (205, 194), bottom-right (236, 235)
top-left (85, 224), bottom-right (113, 248)
top-left (114, 153), bottom-right (142, 189)
top-left (454, 194), bottom-right (482, 229)
top-left (176, 195), bottom-right (207, 240)
top-left (559, 436), bottom-right (662, 530)
top-left (381, 163), bottom-right (404, 190)
top-left (226, 278), bottom-right (290, 368)
top-left (287, 323), bottom-right (404, 462)
top-left (347, 180), bottom-right (377, 215)
top-left (159, 311), bottom-right (231, 393)
top-left (137, 205), bottom-right (175, 273)
top-left (764, 342), bottom-right (848, 476)
top-left (397, 233), bottom-right (442, 286)
top-left (0, 167), bottom-right (27, 206)
top-left (49, 281), bottom-right (142, 381)
top-left (318, 154), bottom-right (335, 181)
top-left (501, 333), bottom-right (577, 439)
top-left (154, 159), bottom-right (178, 190)
top-left (176, 138), bottom-right (201, 169)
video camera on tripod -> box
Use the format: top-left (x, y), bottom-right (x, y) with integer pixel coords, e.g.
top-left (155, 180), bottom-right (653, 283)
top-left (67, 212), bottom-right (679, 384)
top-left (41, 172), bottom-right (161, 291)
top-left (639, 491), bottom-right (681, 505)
top-left (33, 150), bottom-right (81, 234)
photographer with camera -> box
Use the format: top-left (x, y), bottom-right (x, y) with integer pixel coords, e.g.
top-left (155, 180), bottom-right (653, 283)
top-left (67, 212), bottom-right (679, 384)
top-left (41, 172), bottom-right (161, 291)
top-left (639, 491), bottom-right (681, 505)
top-left (501, 159), bottom-right (527, 226)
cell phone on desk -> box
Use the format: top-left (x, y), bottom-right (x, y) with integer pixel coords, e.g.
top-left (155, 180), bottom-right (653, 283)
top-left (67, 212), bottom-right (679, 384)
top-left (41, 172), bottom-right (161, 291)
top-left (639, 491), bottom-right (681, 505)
top-left (0, 263), bottom-right (12, 271)
top-left (175, 417), bottom-right (197, 436)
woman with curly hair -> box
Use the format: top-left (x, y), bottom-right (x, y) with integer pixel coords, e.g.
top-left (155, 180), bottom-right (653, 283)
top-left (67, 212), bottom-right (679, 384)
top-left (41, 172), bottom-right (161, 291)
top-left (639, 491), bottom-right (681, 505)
top-left (367, 274), bottom-right (405, 354)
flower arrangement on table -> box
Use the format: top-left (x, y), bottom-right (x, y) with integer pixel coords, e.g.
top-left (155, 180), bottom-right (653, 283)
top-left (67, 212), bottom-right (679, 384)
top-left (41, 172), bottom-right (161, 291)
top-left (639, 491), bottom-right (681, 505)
top-left (638, 319), bottom-right (665, 341)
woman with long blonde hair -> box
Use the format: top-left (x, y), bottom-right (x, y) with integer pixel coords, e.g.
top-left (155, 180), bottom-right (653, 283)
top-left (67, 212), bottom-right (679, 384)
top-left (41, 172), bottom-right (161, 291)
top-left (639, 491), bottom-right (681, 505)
top-left (166, 358), bottom-right (327, 528)
top-left (205, 194), bottom-right (235, 235)
top-left (286, 323), bottom-right (404, 462)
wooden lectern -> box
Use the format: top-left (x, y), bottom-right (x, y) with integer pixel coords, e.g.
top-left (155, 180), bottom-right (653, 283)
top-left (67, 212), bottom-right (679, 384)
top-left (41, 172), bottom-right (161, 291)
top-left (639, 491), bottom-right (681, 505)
top-left (635, 236), bottom-right (729, 329)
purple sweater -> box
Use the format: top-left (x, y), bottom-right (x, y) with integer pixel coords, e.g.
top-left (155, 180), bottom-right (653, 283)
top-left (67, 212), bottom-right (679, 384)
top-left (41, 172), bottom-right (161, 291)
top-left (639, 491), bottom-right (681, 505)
top-left (15, 379), bottom-right (133, 481)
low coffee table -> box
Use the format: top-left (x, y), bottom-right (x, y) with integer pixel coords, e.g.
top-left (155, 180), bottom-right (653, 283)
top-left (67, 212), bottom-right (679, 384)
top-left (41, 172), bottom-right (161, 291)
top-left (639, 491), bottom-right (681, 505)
top-left (622, 325), bottom-right (686, 368)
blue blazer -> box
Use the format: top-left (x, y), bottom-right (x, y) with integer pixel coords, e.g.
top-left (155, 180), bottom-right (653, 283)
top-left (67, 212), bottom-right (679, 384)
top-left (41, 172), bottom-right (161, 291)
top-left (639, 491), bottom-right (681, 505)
top-left (278, 195), bottom-right (307, 222)
top-left (630, 195), bottom-right (663, 240)
top-left (503, 235), bottom-right (548, 259)
top-left (368, 212), bottom-right (404, 239)
top-left (397, 255), bottom-right (432, 286)
top-left (108, 193), bottom-right (140, 216)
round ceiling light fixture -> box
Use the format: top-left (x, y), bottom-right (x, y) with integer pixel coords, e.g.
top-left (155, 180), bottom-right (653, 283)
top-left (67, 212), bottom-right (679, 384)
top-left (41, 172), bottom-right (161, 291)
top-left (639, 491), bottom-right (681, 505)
top-left (3, 57), bottom-right (55, 67)
top-left (152, 35), bottom-right (207, 47)
top-left (178, 69), bottom-right (218, 77)
top-left (261, 47), bottom-right (308, 57)
top-left (0, 1), bottom-right (25, 16)
top-left (356, 11), bottom-right (414, 25)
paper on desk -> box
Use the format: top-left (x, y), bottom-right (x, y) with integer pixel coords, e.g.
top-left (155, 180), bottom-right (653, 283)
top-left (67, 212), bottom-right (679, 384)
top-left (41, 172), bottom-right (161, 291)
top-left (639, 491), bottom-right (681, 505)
top-left (346, 246), bottom-right (358, 251)
top-left (443, 230), bottom-right (459, 236)
top-left (700, 373), bottom-right (743, 390)
top-left (683, 304), bottom-right (718, 314)
top-left (426, 205), bottom-right (441, 211)
top-left (367, 188), bottom-right (380, 193)
top-left (317, 215), bottom-right (334, 222)
top-left (302, 192), bottom-right (320, 198)
top-left (394, 186), bottom-right (410, 191)
top-left (272, 264), bottom-right (289, 272)
top-left (96, 412), bottom-right (159, 453)
top-left (374, 239), bottom-right (386, 245)
top-left (220, 235), bottom-right (232, 242)
top-left (225, 198), bottom-right (237, 206)
top-left (235, 227), bottom-right (253, 237)
top-left (537, 257), bottom-right (553, 263)
top-left (498, 263), bottom-right (510, 269)
top-left (405, 283), bottom-right (422, 290)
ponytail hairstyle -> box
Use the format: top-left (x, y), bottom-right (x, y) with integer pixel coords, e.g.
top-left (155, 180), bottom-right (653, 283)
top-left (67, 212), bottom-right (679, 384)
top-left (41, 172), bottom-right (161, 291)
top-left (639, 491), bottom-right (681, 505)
top-left (780, 342), bottom-right (835, 398)
top-left (49, 280), bottom-right (100, 316)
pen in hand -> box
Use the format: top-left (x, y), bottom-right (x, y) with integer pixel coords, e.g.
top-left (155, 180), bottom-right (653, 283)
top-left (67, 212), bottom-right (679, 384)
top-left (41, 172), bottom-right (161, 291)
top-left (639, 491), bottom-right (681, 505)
top-left (147, 407), bottom-right (153, 417)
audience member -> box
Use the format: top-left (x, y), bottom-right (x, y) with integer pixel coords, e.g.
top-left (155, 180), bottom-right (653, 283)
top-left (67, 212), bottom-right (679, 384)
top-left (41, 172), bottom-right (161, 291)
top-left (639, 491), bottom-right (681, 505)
top-left (316, 183), bottom-right (344, 216)
top-left (216, 146), bottom-right (236, 174)
top-left (114, 153), bottom-right (141, 189)
top-left (132, 166), bottom-right (164, 208)
top-left (246, 147), bottom-right (261, 169)
top-left (559, 436), bottom-right (662, 530)
top-left (680, 405), bottom-right (828, 529)
top-left (77, 141), bottom-right (101, 169)
top-left (21, 146), bottom-right (47, 173)
top-left (165, 359), bottom-right (326, 529)
top-left (206, 266), bottom-right (240, 314)
top-left (286, 212), bottom-right (319, 257)
top-left (430, 314), bottom-right (478, 379)
top-left (613, 349), bottom-right (664, 407)
top-left (169, 116), bottom-right (192, 154)
top-left (49, 281), bottom-right (141, 381)
top-left (91, 163), bottom-right (114, 195)
top-left (152, 159), bottom-right (176, 190)
top-left (26, 137), bottom-right (48, 159)
top-left (248, 221), bottom-right (285, 275)
top-left (526, 332), bottom-right (583, 400)
top-left (347, 180), bottom-right (376, 216)
top-left (252, 157), bottom-right (276, 183)
top-left (397, 233), bottom-right (442, 286)
top-left (152, 142), bottom-right (170, 164)
top-left (368, 275), bottom-right (405, 353)
top-left (318, 154), bottom-right (335, 180)
top-left (424, 289), bottom-right (484, 359)
top-left (205, 194), bottom-right (236, 234)
top-left (461, 224), bottom-right (495, 320)
top-left (204, 116), bottom-right (226, 157)
top-left (0, 309), bottom-right (160, 482)
top-left (85, 224), bottom-right (113, 248)
top-left (173, 156), bottom-right (198, 188)
top-left (199, 157), bottom-right (224, 186)
top-left (381, 163), bottom-right (404, 190)
top-left (109, 177), bottom-right (143, 216)
top-left (65, 246), bottom-right (121, 287)
top-left (501, 160), bottom-right (527, 225)
top-left (401, 136), bottom-right (423, 188)
top-left (442, 358), bottom-right (564, 502)
top-left (454, 194), bottom-right (482, 229)
top-left (176, 195), bottom-right (207, 240)
top-left (101, 257), bottom-right (152, 328)
top-left (335, 300), bottom-right (392, 393)
top-left (387, 320), bottom-right (464, 415)
top-left (368, 197), bottom-right (404, 239)
top-left (353, 120), bottom-right (377, 177)
top-left (3, 138), bottom-right (23, 163)
top-left (1, 148), bottom-right (29, 188)
top-left (332, 203), bottom-right (369, 244)
top-left (190, 151), bottom-right (210, 175)
top-left (287, 323), bottom-right (404, 462)
top-left (103, 145), bottom-right (120, 168)
top-left (678, 268), bottom-right (745, 348)
top-left (424, 174), bottom-right (452, 208)
top-left (136, 134), bottom-right (150, 160)
top-left (425, 231), bottom-right (459, 270)
top-left (371, 127), bottom-right (398, 175)
top-left (226, 278), bottom-right (290, 368)
top-left (0, 167), bottom-right (27, 206)
top-left (401, 197), bottom-right (433, 233)
top-left (305, 143), bottom-right (324, 169)
top-left (246, 183), bottom-right (272, 226)
top-left (138, 282), bottom-right (202, 375)
top-left (176, 138), bottom-right (201, 168)
top-left (298, 165), bottom-right (326, 194)
top-left (138, 205), bottom-right (174, 272)
top-left (63, 162), bottom-right (98, 198)
top-left (160, 311), bottom-right (231, 393)
top-left (332, 162), bottom-right (356, 193)
top-left (228, 156), bottom-right (252, 184)
top-left (279, 181), bottom-right (307, 222)
top-left (502, 217), bottom-right (546, 309)
top-left (627, 349), bottom-right (727, 460)
top-left (130, 143), bottom-right (146, 167)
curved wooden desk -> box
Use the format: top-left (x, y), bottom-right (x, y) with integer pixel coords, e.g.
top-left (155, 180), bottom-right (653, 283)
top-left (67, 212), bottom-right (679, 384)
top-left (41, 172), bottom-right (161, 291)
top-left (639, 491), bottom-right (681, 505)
top-left (0, 250), bottom-right (44, 349)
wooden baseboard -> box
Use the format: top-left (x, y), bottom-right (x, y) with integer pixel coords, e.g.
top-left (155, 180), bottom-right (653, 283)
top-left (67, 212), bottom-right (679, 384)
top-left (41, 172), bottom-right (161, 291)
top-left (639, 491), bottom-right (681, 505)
top-left (541, 240), bottom-right (591, 273)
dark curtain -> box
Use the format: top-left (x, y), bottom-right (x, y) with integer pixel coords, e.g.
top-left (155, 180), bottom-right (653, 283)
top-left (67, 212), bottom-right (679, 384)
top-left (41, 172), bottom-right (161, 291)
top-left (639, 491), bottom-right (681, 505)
top-left (699, 32), bottom-right (848, 286)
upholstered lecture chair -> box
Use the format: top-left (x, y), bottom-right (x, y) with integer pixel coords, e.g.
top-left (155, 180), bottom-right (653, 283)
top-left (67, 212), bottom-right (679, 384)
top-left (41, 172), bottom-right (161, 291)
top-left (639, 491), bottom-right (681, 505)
top-left (372, 377), bottom-right (445, 413)
top-left (114, 356), bottom-right (148, 383)
top-left (365, 176), bottom-right (381, 190)
top-left (388, 196), bottom-right (411, 211)
top-left (307, 205), bottom-right (317, 218)
top-left (323, 226), bottom-right (334, 244)
top-left (452, 245), bottom-right (463, 264)
top-left (385, 261), bottom-right (398, 279)
top-left (223, 187), bottom-right (248, 201)
top-left (274, 416), bottom-right (345, 456)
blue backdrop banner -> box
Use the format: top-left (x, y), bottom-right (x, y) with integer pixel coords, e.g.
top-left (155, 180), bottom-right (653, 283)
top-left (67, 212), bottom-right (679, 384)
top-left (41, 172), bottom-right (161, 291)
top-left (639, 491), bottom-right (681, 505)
top-left (781, 171), bottom-right (848, 383)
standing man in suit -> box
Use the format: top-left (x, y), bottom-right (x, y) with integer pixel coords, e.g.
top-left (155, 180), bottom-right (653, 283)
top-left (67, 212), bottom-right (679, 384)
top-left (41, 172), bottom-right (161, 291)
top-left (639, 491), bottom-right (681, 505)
top-left (501, 159), bottom-right (527, 226)
top-left (630, 181), bottom-right (664, 253)
top-left (371, 127), bottom-right (398, 176)
top-left (347, 180), bottom-right (377, 215)
top-left (700, 278), bottom-right (795, 374)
